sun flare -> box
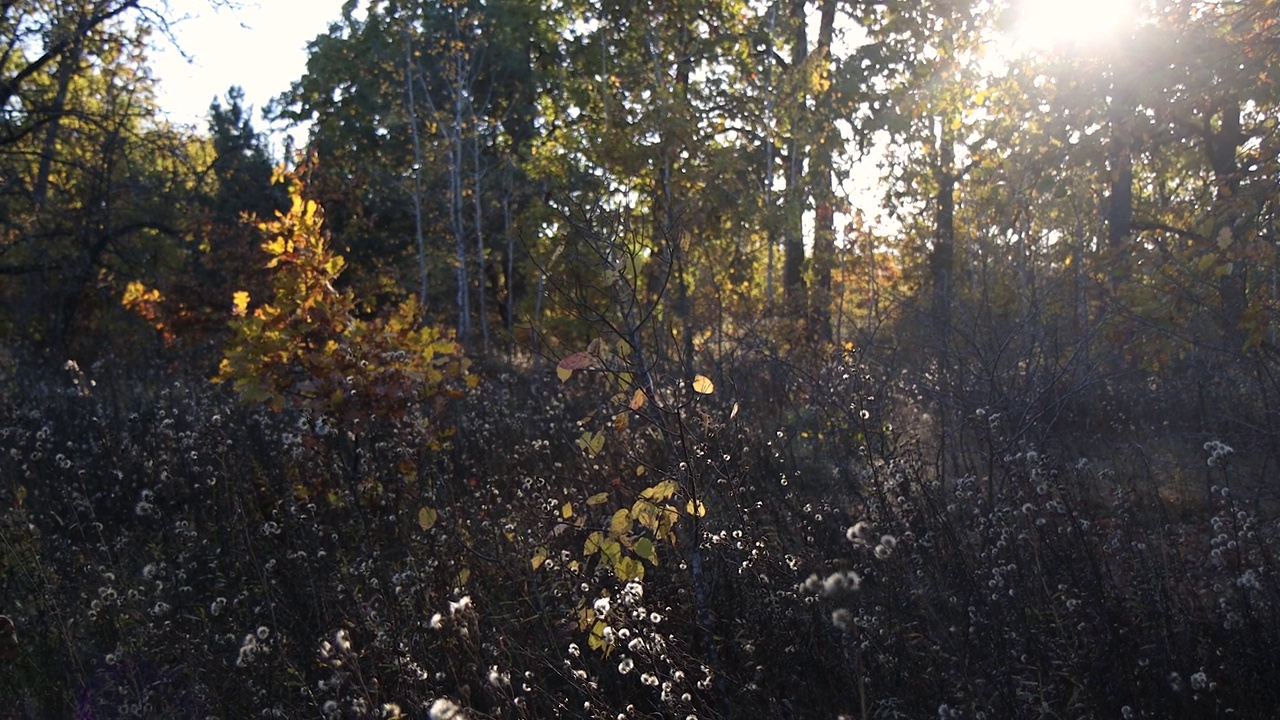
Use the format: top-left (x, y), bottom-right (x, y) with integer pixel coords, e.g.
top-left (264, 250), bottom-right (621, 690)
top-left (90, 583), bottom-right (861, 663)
top-left (1011, 0), bottom-right (1137, 52)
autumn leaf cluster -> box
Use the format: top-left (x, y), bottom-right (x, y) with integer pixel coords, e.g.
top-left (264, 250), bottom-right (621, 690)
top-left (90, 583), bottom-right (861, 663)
top-left (216, 176), bottom-right (474, 434)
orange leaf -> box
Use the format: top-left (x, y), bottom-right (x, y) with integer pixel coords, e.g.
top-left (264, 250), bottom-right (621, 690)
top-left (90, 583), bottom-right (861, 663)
top-left (558, 351), bottom-right (595, 370)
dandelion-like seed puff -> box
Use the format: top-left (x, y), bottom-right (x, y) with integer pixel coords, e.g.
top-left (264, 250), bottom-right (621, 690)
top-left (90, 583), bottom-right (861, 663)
top-left (1205, 440), bottom-right (1234, 468)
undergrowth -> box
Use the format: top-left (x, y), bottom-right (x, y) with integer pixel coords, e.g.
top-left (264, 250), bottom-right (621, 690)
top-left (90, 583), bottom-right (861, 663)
top-left (2, 353), bottom-right (1279, 719)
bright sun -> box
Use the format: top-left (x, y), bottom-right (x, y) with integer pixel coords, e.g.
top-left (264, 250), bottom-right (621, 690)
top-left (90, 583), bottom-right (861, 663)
top-left (1011, 0), bottom-right (1137, 52)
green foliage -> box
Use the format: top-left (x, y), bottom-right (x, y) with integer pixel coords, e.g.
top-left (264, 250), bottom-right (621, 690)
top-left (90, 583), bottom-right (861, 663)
top-left (273, 0), bottom-right (552, 337)
top-left (207, 86), bottom-right (291, 224)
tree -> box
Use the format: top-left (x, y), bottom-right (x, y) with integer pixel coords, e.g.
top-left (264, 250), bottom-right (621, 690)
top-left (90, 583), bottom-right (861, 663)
top-left (208, 86), bottom-right (289, 224)
top-left (122, 87), bottom-right (292, 354)
top-left (276, 0), bottom-right (549, 349)
top-left (0, 2), bottom-right (202, 355)
top-left (217, 173), bottom-right (473, 432)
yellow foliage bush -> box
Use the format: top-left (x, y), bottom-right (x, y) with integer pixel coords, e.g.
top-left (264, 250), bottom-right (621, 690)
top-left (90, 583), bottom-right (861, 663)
top-left (216, 175), bottom-right (474, 436)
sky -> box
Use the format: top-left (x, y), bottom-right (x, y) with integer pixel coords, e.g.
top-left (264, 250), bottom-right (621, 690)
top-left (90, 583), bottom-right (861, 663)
top-left (149, 0), bottom-right (350, 136)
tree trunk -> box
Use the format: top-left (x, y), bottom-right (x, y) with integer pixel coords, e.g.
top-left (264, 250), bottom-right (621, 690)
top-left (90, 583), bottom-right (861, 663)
top-left (1107, 82), bottom-right (1134, 256)
top-left (503, 162), bottom-right (516, 349)
top-left (472, 129), bottom-right (490, 354)
top-left (782, 0), bottom-right (807, 311)
top-left (404, 34), bottom-right (430, 309)
top-left (452, 51), bottom-right (471, 348)
top-left (809, 0), bottom-right (839, 342)
top-left (931, 115), bottom-right (956, 345)
top-left (763, 3), bottom-right (778, 311)
top-left (1205, 95), bottom-right (1246, 350)
top-left (32, 31), bottom-right (85, 213)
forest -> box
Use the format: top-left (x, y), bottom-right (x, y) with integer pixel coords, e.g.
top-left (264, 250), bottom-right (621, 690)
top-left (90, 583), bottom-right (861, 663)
top-left (4, 0), bottom-right (1280, 716)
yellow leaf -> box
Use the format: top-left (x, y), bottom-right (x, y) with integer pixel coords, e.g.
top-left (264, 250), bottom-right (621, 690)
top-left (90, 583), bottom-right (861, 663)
top-left (417, 506), bottom-right (438, 530)
top-left (656, 505), bottom-right (680, 543)
top-left (692, 374), bottom-right (715, 394)
top-left (456, 567), bottom-right (471, 586)
top-left (584, 531), bottom-right (604, 556)
top-left (629, 389), bottom-right (647, 410)
top-left (121, 280), bottom-right (161, 308)
top-left (613, 413), bottom-right (629, 431)
top-left (557, 366), bottom-right (573, 382)
top-left (686, 499), bottom-right (707, 517)
top-left (576, 430), bottom-right (605, 457)
top-left (609, 508), bottom-right (633, 535)
top-left (615, 556), bottom-right (644, 581)
top-left (532, 547), bottom-right (548, 570)
top-left (600, 538), bottom-right (623, 564)
top-left (640, 479), bottom-right (678, 502)
top-left (562, 502), bottom-right (574, 519)
top-left (589, 620), bottom-right (609, 651)
top-left (587, 492), bottom-right (610, 506)
top-left (232, 290), bottom-right (251, 317)
top-left (632, 499), bottom-right (659, 530)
